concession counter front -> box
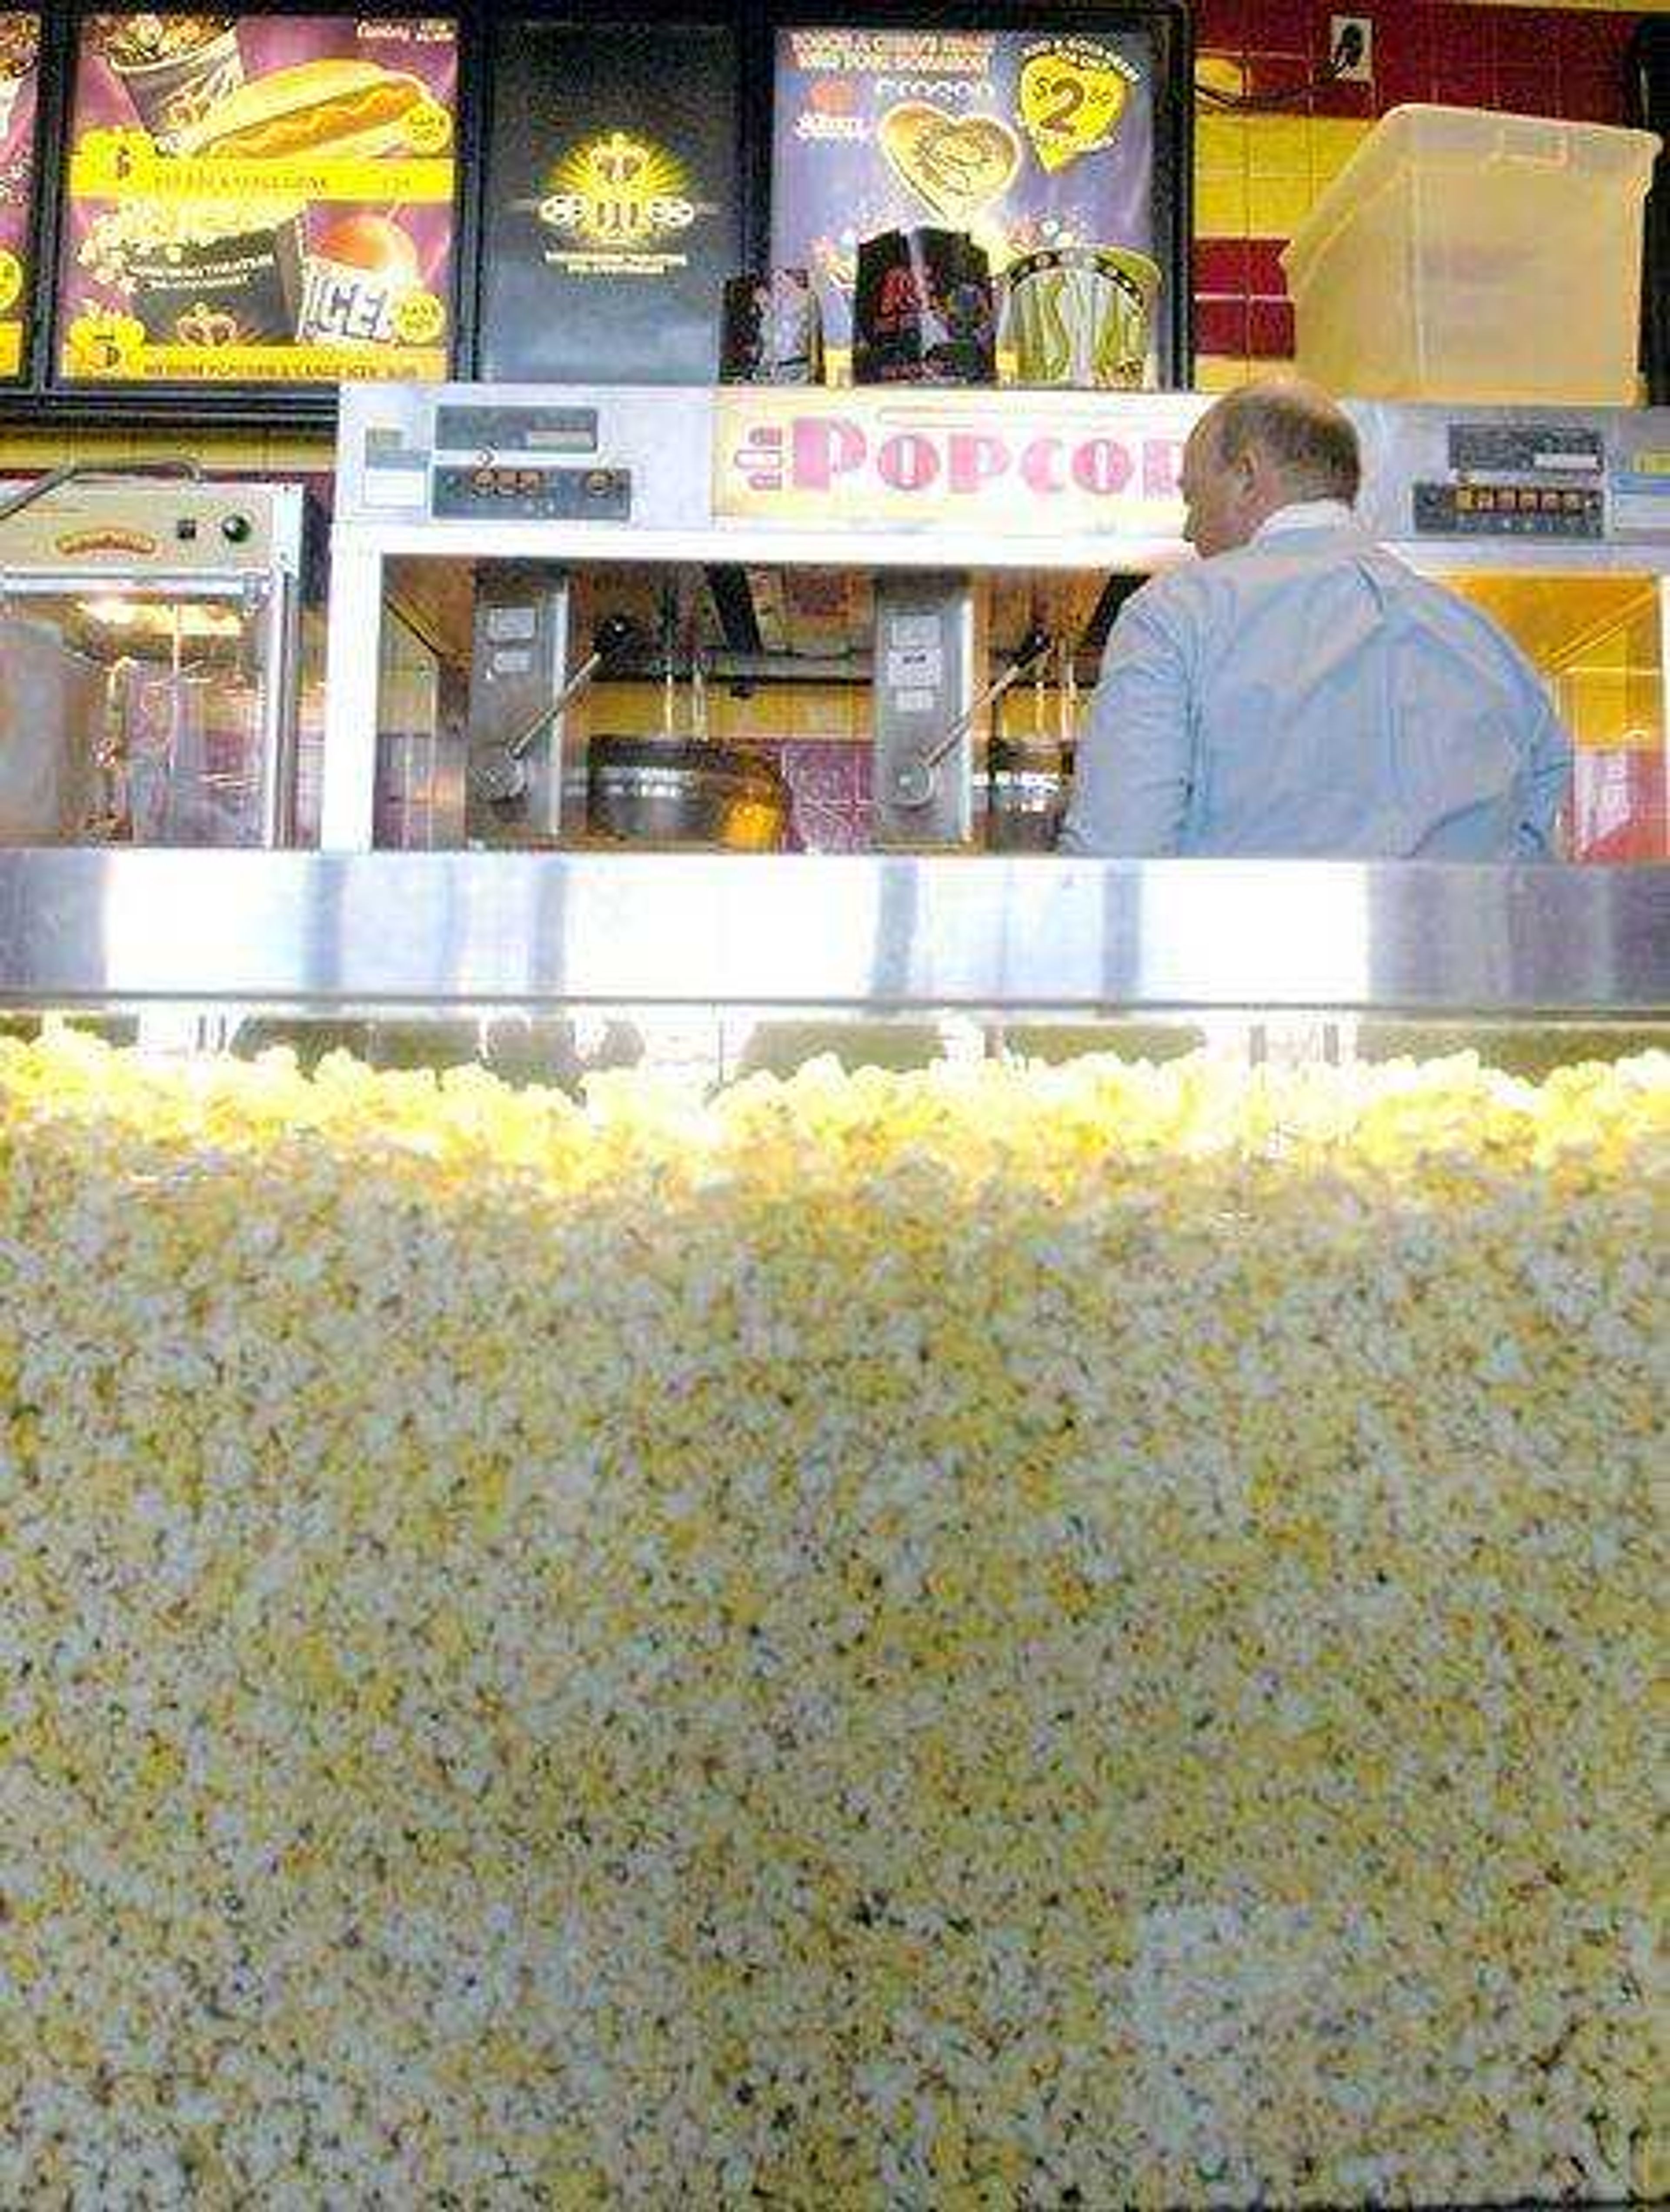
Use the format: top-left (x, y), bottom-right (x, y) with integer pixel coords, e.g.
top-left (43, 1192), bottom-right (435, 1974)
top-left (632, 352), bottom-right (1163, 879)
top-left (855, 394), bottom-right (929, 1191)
top-left (0, 843), bottom-right (1664, 2206)
top-left (0, 388), bottom-right (1665, 2212)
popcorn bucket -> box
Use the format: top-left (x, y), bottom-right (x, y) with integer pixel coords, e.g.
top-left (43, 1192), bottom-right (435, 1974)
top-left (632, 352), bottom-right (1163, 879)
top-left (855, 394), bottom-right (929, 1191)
top-left (0, 16), bottom-right (39, 149)
top-left (1005, 245), bottom-right (1160, 391)
top-left (719, 268), bottom-right (823, 385)
top-left (853, 227), bottom-right (996, 387)
top-left (117, 205), bottom-right (306, 347)
top-left (108, 25), bottom-right (247, 153)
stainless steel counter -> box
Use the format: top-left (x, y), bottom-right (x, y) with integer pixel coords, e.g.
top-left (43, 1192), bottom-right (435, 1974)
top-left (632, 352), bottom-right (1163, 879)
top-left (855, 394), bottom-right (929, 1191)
top-left (0, 850), bottom-right (1665, 1016)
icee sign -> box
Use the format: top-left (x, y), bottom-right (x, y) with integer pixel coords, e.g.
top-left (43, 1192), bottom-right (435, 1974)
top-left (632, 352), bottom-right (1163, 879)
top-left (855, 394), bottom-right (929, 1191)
top-left (714, 388), bottom-right (1206, 535)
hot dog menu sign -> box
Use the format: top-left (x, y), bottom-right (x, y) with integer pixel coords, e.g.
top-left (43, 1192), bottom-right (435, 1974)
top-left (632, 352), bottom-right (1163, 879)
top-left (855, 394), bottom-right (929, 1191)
top-left (60, 13), bottom-right (458, 383)
top-left (0, 13), bottom-right (39, 379)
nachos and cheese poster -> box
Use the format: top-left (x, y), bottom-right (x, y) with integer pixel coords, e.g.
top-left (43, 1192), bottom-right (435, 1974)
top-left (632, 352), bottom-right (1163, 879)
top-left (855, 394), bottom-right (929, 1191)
top-left (770, 24), bottom-right (1156, 378)
top-left (59, 12), bottom-right (458, 385)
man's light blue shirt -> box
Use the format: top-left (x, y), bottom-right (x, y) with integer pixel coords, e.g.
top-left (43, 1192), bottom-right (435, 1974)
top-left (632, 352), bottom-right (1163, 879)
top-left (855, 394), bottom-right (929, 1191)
top-left (1058, 501), bottom-right (1572, 858)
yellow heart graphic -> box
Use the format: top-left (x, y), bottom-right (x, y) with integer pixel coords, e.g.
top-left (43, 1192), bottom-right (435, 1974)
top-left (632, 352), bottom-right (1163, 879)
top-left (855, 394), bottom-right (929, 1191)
top-left (878, 103), bottom-right (1022, 226)
top-left (1019, 49), bottom-right (1131, 175)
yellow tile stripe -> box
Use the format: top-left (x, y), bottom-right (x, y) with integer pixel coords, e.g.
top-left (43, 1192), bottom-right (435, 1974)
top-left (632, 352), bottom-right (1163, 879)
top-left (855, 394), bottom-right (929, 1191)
top-left (1196, 113), bottom-right (1374, 243)
top-left (0, 427), bottom-right (333, 472)
top-left (1194, 355), bottom-right (1264, 393)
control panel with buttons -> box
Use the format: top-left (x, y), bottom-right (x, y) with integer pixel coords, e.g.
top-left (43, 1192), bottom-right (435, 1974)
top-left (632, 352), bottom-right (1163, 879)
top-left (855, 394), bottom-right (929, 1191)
top-left (1414, 481), bottom-right (1603, 538)
top-left (339, 385), bottom-right (711, 534)
top-left (427, 401), bottom-right (631, 522)
top-left (431, 463), bottom-right (632, 521)
top-left (1408, 418), bottom-right (1607, 540)
top-left (0, 484), bottom-right (284, 571)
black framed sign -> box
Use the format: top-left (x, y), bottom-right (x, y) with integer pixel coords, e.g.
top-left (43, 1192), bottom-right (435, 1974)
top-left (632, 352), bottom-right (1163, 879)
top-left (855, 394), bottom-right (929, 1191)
top-left (474, 12), bottom-right (746, 385)
top-left (765, 2), bottom-right (1191, 387)
top-left (56, 9), bottom-right (461, 388)
top-left (0, 2), bottom-right (1188, 427)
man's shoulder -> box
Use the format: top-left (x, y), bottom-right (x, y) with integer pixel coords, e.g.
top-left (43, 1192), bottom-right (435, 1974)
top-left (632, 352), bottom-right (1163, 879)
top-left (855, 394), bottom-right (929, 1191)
top-left (1119, 557), bottom-right (1214, 627)
top-left (1126, 528), bottom-right (1373, 618)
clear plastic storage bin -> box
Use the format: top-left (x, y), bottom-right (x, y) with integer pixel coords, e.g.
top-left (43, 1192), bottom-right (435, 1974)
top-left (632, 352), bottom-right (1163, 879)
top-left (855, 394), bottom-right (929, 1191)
top-left (1281, 104), bottom-right (1660, 403)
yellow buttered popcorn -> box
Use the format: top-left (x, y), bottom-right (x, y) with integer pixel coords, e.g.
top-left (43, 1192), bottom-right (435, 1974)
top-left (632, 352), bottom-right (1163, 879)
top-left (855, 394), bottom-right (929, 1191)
top-left (0, 1030), bottom-right (1665, 2205)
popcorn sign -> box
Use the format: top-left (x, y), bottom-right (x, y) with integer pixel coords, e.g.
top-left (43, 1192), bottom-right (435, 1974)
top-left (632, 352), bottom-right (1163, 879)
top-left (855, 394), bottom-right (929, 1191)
top-left (715, 387), bottom-right (1203, 531)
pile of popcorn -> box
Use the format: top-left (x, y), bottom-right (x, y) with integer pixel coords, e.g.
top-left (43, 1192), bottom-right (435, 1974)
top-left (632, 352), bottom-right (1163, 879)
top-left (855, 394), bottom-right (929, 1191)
top-left (0, 1026), bottom-right (1664, 2207)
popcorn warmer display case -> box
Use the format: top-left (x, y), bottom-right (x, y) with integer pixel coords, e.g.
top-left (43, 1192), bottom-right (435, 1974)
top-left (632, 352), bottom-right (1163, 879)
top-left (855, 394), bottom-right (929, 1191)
top-left (0, 469), bottom-right (327, 847)
top-left (0, 384), bottom-right (1667, 2204)
top-left (317, 384), bottom-right (1670, 862)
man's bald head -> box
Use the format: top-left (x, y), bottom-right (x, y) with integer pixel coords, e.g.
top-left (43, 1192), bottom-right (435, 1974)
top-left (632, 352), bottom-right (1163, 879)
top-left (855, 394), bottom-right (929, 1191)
top-left (1180, 376), bottom-right (1361, 557)
top-left (1202, 376), bottom-right (1361, 501)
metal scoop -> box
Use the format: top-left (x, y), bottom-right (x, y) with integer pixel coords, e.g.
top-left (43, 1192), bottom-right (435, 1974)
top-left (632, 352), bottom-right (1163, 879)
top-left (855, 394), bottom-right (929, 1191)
top-left (888, 623), bottom-right (1052, 810)
top-left (474, 611), bottom-right (638, 805)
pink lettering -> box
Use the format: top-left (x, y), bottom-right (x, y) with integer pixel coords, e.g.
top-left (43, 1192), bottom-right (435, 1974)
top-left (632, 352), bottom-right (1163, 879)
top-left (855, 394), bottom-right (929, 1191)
top-left (1021, 437), bottom-right (1065, 495)
top-left (1071, 438), bottom-right (1134, 496)
top-left (791, 417), bottom-right (868, 492)
top-left (876, 432), bottom-right (940, 492)
top-left (946, 432), bottom-right (1009, 495)
top-left (1143, 437), bottom-right (1185, 498)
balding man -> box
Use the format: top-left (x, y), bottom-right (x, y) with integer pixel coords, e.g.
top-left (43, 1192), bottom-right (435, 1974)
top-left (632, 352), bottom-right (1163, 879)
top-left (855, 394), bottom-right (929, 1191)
top-left (1059, 375), bottom-right (1571, 858)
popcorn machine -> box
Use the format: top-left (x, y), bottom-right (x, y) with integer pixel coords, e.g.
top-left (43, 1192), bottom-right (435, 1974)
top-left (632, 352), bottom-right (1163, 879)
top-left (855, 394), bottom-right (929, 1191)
top-left (318, 384), bottom-right (1670, 862)
top-left (0, 466), bottom-right (327, 848)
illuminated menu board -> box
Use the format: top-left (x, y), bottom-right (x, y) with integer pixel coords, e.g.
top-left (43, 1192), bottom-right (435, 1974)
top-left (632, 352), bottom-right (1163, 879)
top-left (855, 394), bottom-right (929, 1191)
top-left (771, 22), bottom-right (1159, 374)
top-left (59, 12), bottom-right (458, 385)
top-left (0, 13), bottom-right (40, 379)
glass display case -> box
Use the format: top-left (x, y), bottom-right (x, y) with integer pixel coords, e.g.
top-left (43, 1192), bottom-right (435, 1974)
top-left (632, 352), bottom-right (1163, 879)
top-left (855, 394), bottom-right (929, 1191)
top-left (0, 848), bottom-right (1664, 2204)
top-left (319, 386), bottom-right (1670, 863)
top-left (0, 472), bottom-right (326, 847)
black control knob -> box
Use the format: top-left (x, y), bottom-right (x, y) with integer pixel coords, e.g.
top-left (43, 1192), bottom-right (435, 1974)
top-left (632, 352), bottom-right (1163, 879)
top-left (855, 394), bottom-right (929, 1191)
top-left (220, 513), bottom-right (252, 544)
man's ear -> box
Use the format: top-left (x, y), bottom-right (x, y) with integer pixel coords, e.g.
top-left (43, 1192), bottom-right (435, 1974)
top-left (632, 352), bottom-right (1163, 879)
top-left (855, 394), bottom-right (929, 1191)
top-left (1225, 444), bottom-right (1261, 515)
top-left (1239, 442), bottom-right (1286, 516)
top-left (1239, 443), bottom-right (1272, 494)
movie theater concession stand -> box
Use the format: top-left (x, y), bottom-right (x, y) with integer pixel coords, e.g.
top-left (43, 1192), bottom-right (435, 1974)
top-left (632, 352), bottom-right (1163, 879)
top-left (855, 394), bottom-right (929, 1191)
top-left (0, 5), bottom-right (1666, 2204)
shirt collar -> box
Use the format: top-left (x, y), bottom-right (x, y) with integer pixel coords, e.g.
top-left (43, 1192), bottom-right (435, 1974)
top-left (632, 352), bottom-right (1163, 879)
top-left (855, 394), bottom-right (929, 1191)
top-left (1252, 497), bottom-right (1358, 540)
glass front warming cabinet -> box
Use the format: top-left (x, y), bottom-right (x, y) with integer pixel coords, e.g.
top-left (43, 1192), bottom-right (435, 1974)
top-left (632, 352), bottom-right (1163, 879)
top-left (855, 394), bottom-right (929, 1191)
top-left (317, 385), bottom-right (1670, 863)
top-left (0, 849), bottom-right (1664, 2206)
top-left (0, 474), bottom-right (327, 850)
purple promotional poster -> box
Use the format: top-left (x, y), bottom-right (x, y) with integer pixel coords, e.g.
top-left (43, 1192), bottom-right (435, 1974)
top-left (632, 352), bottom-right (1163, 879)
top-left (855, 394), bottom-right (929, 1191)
top-left (0, 13), bottom-right (40, 379)
top-left (771, 23), bottom-right (1156, 374)
top-left (60, 13), bottom-right (458, 384)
